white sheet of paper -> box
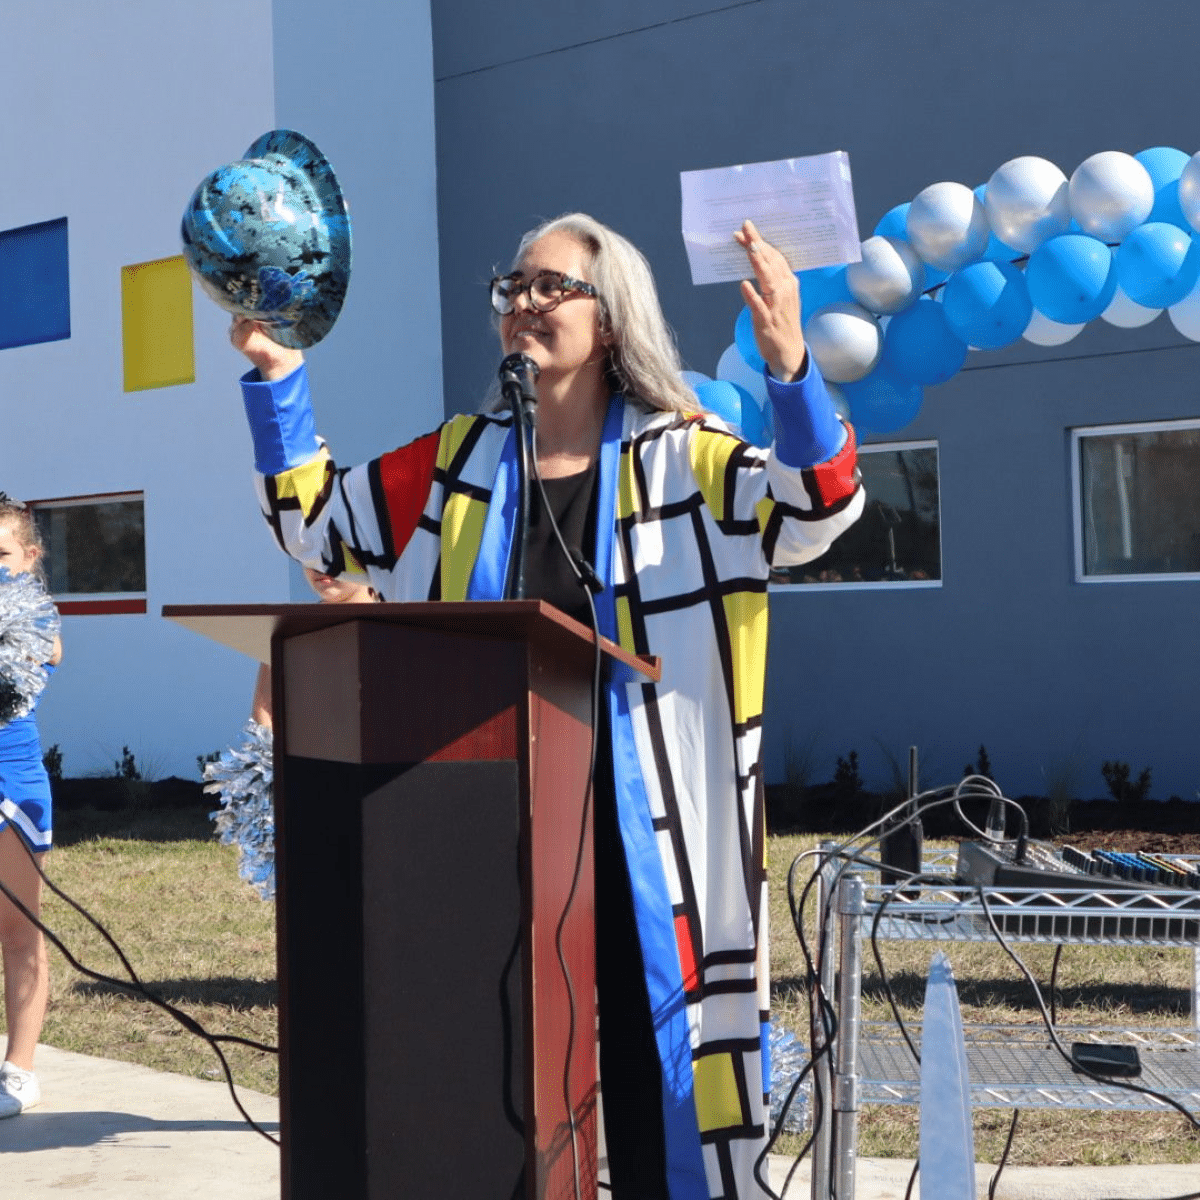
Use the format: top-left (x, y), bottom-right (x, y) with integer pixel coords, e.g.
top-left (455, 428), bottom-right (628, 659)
top-left (680, 151), bottom-right (862, 285)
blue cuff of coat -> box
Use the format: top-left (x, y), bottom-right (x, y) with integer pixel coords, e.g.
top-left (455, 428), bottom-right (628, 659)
top-left (240, 363), bottom-right (321, 476)
top-left (765, 354), bottom-right (847, 468)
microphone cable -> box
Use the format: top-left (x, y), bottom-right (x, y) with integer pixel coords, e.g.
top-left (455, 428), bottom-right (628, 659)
top-left (528, 444), bottom-right (604, 1200)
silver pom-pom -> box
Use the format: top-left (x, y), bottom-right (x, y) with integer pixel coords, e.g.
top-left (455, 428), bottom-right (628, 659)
top-left (205, 720), bottom-right (275, 900)
top-left (769, 1016), bottom-right (811, 1134)
top-left (0, 566), bottom-right (60, 727)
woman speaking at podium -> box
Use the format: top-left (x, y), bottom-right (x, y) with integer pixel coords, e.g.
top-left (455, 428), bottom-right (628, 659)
top-left (207, 157), bottom-right (862, 1197)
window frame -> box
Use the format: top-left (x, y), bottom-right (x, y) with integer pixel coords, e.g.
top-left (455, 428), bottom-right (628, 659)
top-left (1071, 417), bottom-right (1200, 585)
top-left (27, 490), bottom-right (148, 615)
top-left (771, 438), bottom-right (943, 592)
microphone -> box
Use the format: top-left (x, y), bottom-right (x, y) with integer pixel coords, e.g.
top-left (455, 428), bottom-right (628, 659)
top-left (498, 352), bottom-right (540, 422)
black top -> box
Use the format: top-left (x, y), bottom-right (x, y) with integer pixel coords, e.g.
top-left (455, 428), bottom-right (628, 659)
top-left (522, 462), bottom-right (598, 625)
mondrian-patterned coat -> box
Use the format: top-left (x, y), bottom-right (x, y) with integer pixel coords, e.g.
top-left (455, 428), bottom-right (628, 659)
top-left (243, 364), bottom-right (863, 1200)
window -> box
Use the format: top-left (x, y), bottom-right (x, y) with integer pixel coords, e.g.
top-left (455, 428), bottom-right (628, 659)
top-left (0, 217), bottom-right (70, 350)
top-left (776, 441), bottom-right (941, 588)
top-left (1074, 419), bottom-right (1200, 581)
top-left (29, 493), bottom-right (147, 614)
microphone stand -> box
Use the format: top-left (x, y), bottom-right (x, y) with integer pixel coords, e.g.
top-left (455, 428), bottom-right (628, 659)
top-left (498, 354), bottom-right (540, 599)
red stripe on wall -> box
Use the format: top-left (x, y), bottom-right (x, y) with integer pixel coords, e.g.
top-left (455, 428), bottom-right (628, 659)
top-left (57, 598), bottom-right (147, 616)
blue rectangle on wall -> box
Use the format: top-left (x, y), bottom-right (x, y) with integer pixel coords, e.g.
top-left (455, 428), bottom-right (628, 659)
top-left (0, 217), bottom-right (71, 350)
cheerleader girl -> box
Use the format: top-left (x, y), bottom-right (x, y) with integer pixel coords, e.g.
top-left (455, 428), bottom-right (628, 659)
top-left (0, 494), bottom-right (62, 1119)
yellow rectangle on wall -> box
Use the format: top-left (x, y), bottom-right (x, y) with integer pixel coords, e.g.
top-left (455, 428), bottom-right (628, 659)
top-left (121, 256), bottom-right (195, 391)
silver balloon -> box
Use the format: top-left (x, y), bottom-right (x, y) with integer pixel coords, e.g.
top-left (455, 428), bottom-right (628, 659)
top-left (984, 156), bottom-right (1071, 253)
top-left (1022, 309), bottom-right (1084, 346)
top-left (1069, 151), bottom-right (1154, 242)
top-left (905, 182), bottom-right (990, 272)
top-left (1177, 151), bottom-right (1200, 233)
top-left (803, 301), bottom-right (882, 383)
top-left (846, 235), bottom-right (926, 314)
top-left (1100, 284), bottom-right (1161, 328)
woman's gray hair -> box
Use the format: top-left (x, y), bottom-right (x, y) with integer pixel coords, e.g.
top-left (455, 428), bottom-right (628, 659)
top-left (487, 213), bottom-right (700, 414)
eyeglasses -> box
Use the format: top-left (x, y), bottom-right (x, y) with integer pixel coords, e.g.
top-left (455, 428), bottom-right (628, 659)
top-left (489, 270), bottom-right (599, 315)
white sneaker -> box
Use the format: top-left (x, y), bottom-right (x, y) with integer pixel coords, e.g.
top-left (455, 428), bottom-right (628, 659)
top-left (0, 1062), bottom-right (41, 1118)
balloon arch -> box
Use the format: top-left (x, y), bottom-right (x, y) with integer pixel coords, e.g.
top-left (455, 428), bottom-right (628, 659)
top-left (690, 147), bottom-right (1200, 442)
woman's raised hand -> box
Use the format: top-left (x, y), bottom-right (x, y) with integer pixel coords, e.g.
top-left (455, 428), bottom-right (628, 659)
top-left (230, 317), bottom-right (305, 382)
top-left (733, 219), bottom-right (807, 383)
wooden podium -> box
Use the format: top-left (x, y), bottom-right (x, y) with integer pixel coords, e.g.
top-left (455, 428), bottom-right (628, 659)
top-left (165, 601), bottom-right (659, 1200)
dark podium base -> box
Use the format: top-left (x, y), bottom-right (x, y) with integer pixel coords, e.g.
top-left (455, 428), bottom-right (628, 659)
top-left (281, 756), bottom-right (526, 1200)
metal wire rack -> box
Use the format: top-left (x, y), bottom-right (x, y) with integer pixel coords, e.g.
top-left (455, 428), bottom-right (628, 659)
top-left (808, 846), bottom-right (1200, 1199)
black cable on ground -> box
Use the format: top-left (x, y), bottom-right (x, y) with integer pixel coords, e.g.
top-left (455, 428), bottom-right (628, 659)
top-left (3, 838), bottom-right (279, 1145)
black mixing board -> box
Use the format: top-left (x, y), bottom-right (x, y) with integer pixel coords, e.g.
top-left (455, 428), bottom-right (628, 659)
top-left (955, 840), bottom-right (1200, 939)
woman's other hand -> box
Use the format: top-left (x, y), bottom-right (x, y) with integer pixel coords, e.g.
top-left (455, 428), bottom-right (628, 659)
top-left (733, 219), bottom-right (806, 383)
top-left (230, 317), bottom-right (305, 382)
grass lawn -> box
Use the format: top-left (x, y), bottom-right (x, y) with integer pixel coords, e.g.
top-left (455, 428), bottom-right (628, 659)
top-left (32, 805), bottom-right (278, 1097)
top-left (5, 812), bottom-right (1197, 1166)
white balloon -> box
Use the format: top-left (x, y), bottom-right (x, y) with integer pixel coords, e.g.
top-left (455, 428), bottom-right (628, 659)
top-left (1177, 151), bottom-right (1200, 233)
top-left (1022, 309), bottom-right (1084, 346)
top-left (1167, 278), bottom-right (1200, 340)
top-left (802, 302), bottom-right (882, 383)
top-left (846, 235), bottom-right (926, 314)
top-left (681, 370), bottom-right (711, 389)
top-left (906, 182), bottom-right (990, 272)
top-left (1068, 151), bottom-right (1154, 243)
top-left (984, 156), bottom-right (1071, 253)
top-left (1100, 284), bottom-right (1161, 328)
top-left (715, 342), bottom-right (768, 404)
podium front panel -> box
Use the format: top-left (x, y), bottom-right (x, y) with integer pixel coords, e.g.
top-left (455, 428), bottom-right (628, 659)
top-left (272, 612), bottom-right (600, 1200)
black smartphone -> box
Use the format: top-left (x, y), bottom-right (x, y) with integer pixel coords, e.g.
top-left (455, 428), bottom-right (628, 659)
top-left (1070, 1042), bottom-right (1141, 1077)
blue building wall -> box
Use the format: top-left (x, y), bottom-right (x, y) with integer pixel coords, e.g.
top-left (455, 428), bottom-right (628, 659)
top-left (430, 0), bottom-right (1200, 799)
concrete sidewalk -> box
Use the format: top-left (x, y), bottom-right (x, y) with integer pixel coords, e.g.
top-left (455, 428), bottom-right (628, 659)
top-left (1, 1044), bottom-right (1196, 1198)
top-left (0, 1044), bottom-right (278, 1199)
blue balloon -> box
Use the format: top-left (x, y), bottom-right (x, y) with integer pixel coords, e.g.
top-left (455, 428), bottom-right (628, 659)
top-left (941, 260), bottom-right (1032, 350)
top-left (798, 265), bottom-right (851, 315)
top-left (974, 185), bottom-right (1021, 265)
top-left (737, 387), bottom-right (771, 447)
top-left (1115, 222), bottom-right (1200, 308)
top-left (734, 305), bottom-right (766, 372)
top-left (693, 379), bottom-right (744, 429)
top-left (1025, 233), bottom-right (1116, 324)
top-left (881, 296), bottom-right (968, 385)
top-left (1135, 147), bottom-right (1190, 229)
top-left (873, 203), bottom-right (910, 241)
top-left (842, 365), bottom-right (924, 436)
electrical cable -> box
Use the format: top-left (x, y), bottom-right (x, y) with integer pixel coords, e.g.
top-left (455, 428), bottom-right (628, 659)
top-left (0, 844), bottom-right (278, 1144)
top-left (529, 441), bottom-right (605, 1200)
top-left (987, 1109), bottom-right (1020, 1200)
top-left (1049, 943), bottom-right (1064, 1027)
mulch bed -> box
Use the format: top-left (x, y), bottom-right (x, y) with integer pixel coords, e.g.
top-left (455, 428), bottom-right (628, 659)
top-left (767, 786), bottom-right (1200, 856)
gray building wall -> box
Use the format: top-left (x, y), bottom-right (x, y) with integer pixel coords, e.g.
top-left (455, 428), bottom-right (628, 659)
top-left (431, 0), bottom-right (1200, 799)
